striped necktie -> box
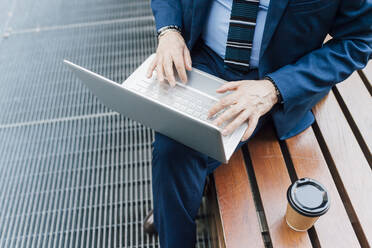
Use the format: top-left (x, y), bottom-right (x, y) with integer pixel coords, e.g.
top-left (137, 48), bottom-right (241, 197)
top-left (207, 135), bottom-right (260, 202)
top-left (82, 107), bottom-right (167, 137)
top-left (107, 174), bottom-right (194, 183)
top-left (224, 0), bottom-right (259, 71)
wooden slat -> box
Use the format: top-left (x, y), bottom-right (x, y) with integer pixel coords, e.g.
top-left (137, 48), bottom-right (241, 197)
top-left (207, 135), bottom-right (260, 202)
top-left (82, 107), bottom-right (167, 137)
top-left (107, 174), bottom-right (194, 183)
top-left (207, 180), bottom-right (226, 248)
top-left (286, 127), bottom-right (360, 248)
top-left (336, 72), bottom-right (372, 159)
top-left (247, 125), bottom-right (313, 248)
top-left (214, 150), bottom-right (264, 248)
top-left (313, 92), bottom-right (372, 246)
top-left (361, 61), bottom-right (372, 87)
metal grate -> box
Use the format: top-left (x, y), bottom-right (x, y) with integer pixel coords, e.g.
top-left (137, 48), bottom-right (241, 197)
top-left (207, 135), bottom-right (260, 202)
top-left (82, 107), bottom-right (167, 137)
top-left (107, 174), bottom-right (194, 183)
top-left (0, 19), bottom-right (157, 125)
top-left (4, 0), bottom-right (152, 31)
top-left (0, 115), bottom-right (156, 247)
top-left (0, 0), bottom-right (212, 247)
top-left (0, 10), bottom-right (8, 36)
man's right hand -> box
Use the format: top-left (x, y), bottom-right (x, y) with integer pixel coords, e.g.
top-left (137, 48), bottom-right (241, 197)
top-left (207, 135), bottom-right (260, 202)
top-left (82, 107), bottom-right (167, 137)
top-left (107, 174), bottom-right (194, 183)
top-left (146, 30), bottom-right (192, 87)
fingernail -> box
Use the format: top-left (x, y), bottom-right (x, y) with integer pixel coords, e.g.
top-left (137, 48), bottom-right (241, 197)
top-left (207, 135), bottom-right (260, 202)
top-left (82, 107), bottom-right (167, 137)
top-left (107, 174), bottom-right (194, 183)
top-left (222, 129), bottom-right (228, 135)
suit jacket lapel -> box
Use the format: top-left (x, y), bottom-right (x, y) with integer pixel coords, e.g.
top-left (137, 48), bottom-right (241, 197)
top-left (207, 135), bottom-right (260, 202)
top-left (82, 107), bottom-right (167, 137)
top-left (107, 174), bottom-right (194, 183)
top-left (259, 0), bottom-right (290, 59)
top-left (190, 0), bottom-right (212, 48)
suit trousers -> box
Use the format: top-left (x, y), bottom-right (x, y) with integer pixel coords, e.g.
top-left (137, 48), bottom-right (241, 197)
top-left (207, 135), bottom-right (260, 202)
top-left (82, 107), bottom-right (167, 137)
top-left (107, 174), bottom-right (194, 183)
top-left (152, 40), bottom-right (271, 247)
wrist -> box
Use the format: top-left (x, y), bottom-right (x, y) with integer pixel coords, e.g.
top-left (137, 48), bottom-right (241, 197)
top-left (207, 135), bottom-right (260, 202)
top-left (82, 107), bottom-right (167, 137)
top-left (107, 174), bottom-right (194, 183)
top-left (260, 79), bottom-right (277, 105)
top-left (158, 29), bottom-right (182, 43)
top-left (264, 76), bottom-right (283, 105)
top-left (157, 25), bottom-right (182, 39)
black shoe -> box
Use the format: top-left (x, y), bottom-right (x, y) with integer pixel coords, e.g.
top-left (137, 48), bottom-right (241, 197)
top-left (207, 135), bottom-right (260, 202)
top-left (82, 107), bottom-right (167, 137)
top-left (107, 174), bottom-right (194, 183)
top-left (143, 209), bottom-right (157, 235)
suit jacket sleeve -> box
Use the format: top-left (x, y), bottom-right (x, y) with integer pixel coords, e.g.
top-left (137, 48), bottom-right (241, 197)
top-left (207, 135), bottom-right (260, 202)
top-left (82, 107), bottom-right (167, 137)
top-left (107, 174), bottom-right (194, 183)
top-left (267, 0), bottom-right (372, 114)
top-left (151, 0), bottom-right (183, 31)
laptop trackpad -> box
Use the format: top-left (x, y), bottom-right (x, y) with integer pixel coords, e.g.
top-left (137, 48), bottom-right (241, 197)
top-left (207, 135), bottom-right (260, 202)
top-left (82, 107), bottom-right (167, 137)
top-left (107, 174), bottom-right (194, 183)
top-left (182, 68), bottom-right (228, 99)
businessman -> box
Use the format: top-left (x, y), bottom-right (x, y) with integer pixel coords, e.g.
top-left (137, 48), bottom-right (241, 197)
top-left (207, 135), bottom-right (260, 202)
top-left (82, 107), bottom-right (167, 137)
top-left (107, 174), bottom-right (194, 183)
top-left (145, 0), bottom-right (372, 247)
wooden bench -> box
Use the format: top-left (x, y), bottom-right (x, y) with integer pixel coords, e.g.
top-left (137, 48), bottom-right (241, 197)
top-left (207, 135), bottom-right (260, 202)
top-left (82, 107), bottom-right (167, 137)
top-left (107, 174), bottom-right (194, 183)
top-left (207, 61), bottom-right (372, 248)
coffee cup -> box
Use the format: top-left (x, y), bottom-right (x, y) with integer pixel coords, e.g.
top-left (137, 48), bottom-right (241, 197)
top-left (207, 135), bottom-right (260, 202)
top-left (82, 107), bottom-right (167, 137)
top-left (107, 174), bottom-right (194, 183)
top-left (285, 178), bottom-right (330, 231)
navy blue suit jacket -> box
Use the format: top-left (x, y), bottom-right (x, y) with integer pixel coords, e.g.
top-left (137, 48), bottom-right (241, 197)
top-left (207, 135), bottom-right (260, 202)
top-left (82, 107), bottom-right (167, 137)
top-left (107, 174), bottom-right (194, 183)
top-left (151, 0), bottom-right (372, 139)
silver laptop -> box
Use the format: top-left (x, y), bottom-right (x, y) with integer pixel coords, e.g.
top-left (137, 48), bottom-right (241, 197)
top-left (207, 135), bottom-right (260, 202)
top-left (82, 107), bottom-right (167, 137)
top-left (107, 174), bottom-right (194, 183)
top-left (64, 54), bottom-right (247, 163)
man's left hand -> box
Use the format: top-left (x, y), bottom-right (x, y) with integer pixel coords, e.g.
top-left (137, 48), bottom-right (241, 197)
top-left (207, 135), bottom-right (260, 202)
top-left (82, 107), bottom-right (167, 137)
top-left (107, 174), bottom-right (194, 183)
top-left (208, 79), bottom-right (278, 141)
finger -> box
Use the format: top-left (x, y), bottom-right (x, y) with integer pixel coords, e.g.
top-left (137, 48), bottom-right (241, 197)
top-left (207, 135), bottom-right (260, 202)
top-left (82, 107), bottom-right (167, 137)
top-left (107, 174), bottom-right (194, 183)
top-left (208, 93), bottom-right (238, 118)
top-left (184, 48), bottom-right (192, 71)
top-left (221, 109), bottom-right (251, 136)
top-left (241, 115), bottom-right (259, 141)
top-left (172, 53), bottom-right (188, 83)
top-left (146, 56), bottom-right (157, 78)
top-left (156, 62), bottom-right (165, 82)
top-left (213, 104), bottom-right (244, 126)
top-left (216, 81), bottom-right (244, 93)
top-left (164, 56), bottom-right (176, 86)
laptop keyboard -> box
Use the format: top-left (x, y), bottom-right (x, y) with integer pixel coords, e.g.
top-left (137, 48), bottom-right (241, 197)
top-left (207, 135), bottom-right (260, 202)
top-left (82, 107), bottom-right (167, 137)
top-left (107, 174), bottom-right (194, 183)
top-left (125, 76), bottom-right (227, 126)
